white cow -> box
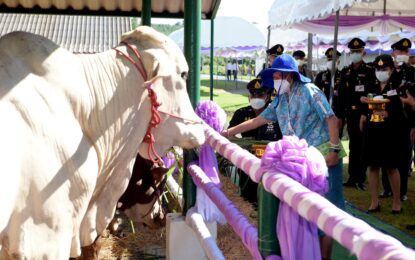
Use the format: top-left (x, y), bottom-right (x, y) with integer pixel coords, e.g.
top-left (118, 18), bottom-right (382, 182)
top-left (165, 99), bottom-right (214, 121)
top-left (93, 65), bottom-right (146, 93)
top-left (0, 26), bottom-right (205, 259)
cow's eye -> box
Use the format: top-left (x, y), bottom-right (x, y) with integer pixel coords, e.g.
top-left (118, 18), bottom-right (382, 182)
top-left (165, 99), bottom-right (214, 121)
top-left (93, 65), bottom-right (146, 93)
top-left (181, 72), bottom-right (188, 80)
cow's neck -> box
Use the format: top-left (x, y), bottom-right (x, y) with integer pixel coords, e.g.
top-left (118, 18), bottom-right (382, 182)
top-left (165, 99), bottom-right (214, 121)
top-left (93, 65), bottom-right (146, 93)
top-left (76, 50), bottom-right (150, 173)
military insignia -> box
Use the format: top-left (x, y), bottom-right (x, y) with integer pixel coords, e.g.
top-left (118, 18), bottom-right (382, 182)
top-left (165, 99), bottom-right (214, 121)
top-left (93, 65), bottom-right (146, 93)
top-left (403, 40), bottom-right (409, 47)
top-left (353, 40), bottom-right (359, 46)
top-left (378, 59), bottom-right (384, 66)
top-left (254, 81), bottom-right (260, 89)
top-left (329, 50), bottom-right (333, 56)
top-left (277, 46), bottom-right (282, 52)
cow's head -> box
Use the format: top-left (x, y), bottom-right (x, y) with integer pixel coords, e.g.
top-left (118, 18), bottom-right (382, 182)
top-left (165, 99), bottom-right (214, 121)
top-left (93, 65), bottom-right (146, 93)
top-left (120, 26), bottom-right (205, 160)
top-left (117, 153), bottom-right (168, 228)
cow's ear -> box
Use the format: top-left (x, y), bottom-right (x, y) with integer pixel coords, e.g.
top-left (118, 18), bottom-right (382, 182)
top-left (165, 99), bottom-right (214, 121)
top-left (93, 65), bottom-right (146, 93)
top-left (150, 62), bottom-right (161, 79)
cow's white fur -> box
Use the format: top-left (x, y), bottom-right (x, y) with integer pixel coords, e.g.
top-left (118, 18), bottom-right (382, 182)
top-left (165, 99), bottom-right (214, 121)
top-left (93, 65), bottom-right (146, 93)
top-left (0, 26), bottom-right (204, 259)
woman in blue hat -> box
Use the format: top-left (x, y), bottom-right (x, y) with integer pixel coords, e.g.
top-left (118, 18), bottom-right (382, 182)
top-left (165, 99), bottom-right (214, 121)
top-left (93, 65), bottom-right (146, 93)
top-left (222, 53), bottom-right (343, 260)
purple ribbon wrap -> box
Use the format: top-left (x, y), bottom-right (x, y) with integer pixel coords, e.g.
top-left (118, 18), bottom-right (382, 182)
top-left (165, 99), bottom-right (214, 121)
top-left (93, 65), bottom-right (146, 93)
top-left (195, 100), bottom-right (227, 224)
top-left (261, 136), bottom-right (328, 260)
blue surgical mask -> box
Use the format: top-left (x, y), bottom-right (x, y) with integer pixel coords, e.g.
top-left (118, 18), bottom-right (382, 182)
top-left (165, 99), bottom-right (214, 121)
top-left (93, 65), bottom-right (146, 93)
top-left (375, 70), bottom-right (390, 82)
top-left (350, 52), bottom-right (363, 63)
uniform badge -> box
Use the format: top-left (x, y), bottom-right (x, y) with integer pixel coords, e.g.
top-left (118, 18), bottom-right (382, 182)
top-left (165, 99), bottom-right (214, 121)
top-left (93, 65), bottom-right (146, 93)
top-left (403, 40), bottom-right (409, 47)
top-left (254, 81), bottom-right (260, 89)
top-left (277, 46), bottom-right (282, 52)
top-left (378, 59), bottom-right (384, 66)
top-left (353, 40), bottom-right (359, 46)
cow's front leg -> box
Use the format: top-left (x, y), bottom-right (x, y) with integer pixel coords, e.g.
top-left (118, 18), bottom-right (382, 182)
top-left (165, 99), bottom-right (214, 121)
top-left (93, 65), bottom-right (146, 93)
top-left (70, 236), bottom-right (102, 260)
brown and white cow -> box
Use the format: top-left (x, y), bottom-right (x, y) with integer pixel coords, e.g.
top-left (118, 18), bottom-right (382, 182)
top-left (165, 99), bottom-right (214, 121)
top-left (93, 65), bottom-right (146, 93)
top-left (0, 26), bottom-right (204, 259)
top-left (118, 153), bottom-right (168, 228)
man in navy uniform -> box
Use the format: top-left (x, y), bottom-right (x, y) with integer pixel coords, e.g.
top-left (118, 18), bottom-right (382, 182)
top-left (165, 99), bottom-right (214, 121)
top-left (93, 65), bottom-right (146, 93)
top-left (315, 47), bottom-right (344, 137)
top-left (228, 78), bottom-right (282, 204)
top-left (338, 38), bottom-right (375, 190)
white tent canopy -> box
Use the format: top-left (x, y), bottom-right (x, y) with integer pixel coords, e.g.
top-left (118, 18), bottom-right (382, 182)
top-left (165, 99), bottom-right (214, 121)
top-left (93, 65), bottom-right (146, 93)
top-left (169, 16), bottom-right (266, 49)
top-left (268, 0), bottom-right (415, 35)
top-left (268, 0), bottom-right (358, 28)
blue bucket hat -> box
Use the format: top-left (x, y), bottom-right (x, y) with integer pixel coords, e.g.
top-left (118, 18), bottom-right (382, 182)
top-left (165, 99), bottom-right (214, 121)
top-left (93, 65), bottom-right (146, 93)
top-left (260, 53), bottom-right (311, 89)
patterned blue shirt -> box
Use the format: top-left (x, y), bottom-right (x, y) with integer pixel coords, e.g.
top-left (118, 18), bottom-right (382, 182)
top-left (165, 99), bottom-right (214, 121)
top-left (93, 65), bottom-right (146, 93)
top-left (260, 81), bottom-right (334, 147)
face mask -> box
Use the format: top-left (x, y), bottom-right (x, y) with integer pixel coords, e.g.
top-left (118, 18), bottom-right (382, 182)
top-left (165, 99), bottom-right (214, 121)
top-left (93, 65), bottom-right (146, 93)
top-left (326, 61), bottom-right (333, 70)
top-left (395, 55), bottom-right (409, 65)
top-left (296, 60), bottom-right (306, 67)
top-left (250, 98), bottom-right (266, 110)
top-left (350, 53), bottom-right (362, 63)
top-left (375, 71), bottom-right (390, 82)
top-left (274, 79), bottom-right (291, 95)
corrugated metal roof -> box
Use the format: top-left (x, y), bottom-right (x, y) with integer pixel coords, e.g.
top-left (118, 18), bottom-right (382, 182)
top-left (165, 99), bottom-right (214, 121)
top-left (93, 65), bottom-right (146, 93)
top-left (0, 0), bottom-right (221, 19)
top-left (0, 13), bottom-right (131, 53)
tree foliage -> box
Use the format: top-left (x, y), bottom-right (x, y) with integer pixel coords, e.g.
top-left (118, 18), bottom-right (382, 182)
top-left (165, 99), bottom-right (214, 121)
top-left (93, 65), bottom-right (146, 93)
top-left (131, 18), bottom-right (183, 36)
top-left (152, 22), bottom-right (183, 36)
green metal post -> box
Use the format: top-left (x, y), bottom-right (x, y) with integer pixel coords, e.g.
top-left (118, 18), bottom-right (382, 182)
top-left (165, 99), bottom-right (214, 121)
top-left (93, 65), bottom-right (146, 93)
top-left (182, 0), bottom-right (201, 215)
top-left (182, 150), bottom-right (198, 214)
top-left (258, 183), bottom-right (280, 258)
top-left (141, 0), bottom-right (151, 26)
top-left (184, 0), bottom-right (201, 106)
top-left (209, 19), bottom-right (214, 101)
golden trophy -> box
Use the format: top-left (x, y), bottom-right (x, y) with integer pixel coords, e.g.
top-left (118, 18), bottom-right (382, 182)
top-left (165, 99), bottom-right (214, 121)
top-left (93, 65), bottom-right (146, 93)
top-left (363, 98), bottom-right (390, 122)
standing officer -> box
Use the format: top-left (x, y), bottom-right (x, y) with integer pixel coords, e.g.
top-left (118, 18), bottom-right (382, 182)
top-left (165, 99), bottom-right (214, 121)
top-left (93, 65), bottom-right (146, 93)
top-left (338, 38), bottom-right (375, 190)
top-left (315, 47), bottom-right (344, 137)
top-left (293, 50), bottom-right (308, 77)
top-left (228, 78), bottom-right (282, 205)
top-left (381, 38), bottom-right (414, 201)
top-left (266, 44), bottom-right (284, 68)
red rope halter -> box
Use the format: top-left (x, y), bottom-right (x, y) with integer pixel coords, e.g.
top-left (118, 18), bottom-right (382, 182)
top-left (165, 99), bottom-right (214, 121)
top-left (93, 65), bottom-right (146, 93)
top-left (113, 42), bottom-right (162, 164)
top-left (112, 42), bottom-right (203, 164)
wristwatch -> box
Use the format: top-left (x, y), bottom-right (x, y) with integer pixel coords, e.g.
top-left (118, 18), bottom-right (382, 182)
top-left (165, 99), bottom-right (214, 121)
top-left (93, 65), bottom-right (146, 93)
top-left (329, 147), bottom-right (341, 153)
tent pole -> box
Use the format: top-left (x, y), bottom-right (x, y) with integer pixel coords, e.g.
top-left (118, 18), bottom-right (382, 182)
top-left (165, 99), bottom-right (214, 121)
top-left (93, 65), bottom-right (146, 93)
top-left (307, 33), bottom-right (313, 80)
top-left (267, 25), bottom-right (271, 49)
top-left (266, 25), bottom-right (271, 66)
top-left (330, 10), bottom-right (340, 105)
top-left (210, 19), bottom-right (214, 101)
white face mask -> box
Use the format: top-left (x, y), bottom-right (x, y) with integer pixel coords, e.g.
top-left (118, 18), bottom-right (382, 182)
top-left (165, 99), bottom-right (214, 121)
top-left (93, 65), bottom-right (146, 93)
top-left (350, 52), bottom-right (363, 63)
top-left (274, 79), bottom-right (291, 95)
top-left (250, 98), bottom-right (266, 110)
top-left (296, 59), bottom-right (306, 67)
top-left (375, 70), bottom-right (391, 82)
top-left (395, 54), bottom-right (409, 65)
top-left (326, 61), bottom-right (333, 70)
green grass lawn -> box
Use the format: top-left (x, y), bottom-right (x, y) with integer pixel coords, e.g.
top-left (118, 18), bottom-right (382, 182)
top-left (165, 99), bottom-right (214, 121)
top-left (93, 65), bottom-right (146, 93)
top-left (203, 78), bottom-right (415, 246)
top-left (200, 79), bottom-right (249, 117)
top-left (342, 151), bottom-right (415, 240)
top-left (200, 78), bottom-right (251, 92)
